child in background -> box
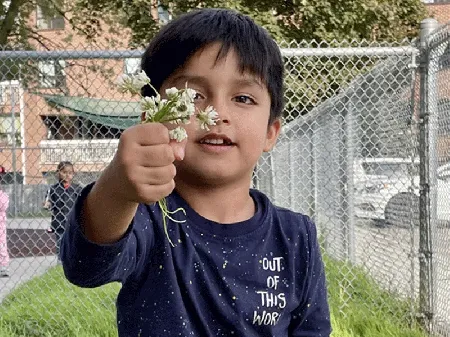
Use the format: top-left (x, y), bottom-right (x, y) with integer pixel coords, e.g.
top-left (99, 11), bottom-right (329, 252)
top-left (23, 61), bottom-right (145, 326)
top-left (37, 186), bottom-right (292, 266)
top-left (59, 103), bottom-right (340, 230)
top-left (44, 161), bottom-right (81, 259)
top-left (0, 186), bottom-right (9, 277)
top-left (61, 8), bottom-right (331, 337)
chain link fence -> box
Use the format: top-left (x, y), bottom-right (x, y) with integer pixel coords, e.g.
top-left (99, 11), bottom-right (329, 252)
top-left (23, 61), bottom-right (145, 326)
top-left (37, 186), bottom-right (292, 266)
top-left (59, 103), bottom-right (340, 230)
top-left (425, 21), bottom-right (450, 336)
top-left (0, 20), bottom-right (449, 336)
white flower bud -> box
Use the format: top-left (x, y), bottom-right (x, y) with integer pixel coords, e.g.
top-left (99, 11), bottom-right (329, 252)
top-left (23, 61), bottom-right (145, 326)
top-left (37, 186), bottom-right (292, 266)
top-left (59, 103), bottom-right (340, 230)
top-left (165, 87), bottom-right (179, 99)
top-left (168, 126), bottom-right (188, 142)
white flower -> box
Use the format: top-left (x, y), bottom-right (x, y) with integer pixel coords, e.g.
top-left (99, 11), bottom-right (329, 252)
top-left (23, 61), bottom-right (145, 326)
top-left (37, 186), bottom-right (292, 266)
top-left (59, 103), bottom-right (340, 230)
top-left (180, 88), bottom-right (197, 106)
top-left (165, 87), bottom-right (179, 99)
top-left (168, 126), bottom-right (188, 142)
top-left (117, 71), bottom-right (150, 95)
top-left (143, 110), bottom-right (156, 121)
top-left (141, 96), bottom-right (162, 121)
top-left (197, 106), bottom-right (219, 130)
top-left (141, 96), bottom-right (157, 111)
top-left (134, 70), bottom-right (151, 88)
top-left (116, 74), bottom-right (134, 93)
top-left (167, 105), bottom-right (192, 125)
top-left (177, 101), bottom-right (196, 117)
top-left (185, 88), bottom-right (197, 101)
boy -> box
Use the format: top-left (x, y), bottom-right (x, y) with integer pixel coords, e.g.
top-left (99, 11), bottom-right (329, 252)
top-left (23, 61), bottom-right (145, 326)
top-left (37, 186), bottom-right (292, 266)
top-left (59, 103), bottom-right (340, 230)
top-left (61, 8), bottom-right (331, 337)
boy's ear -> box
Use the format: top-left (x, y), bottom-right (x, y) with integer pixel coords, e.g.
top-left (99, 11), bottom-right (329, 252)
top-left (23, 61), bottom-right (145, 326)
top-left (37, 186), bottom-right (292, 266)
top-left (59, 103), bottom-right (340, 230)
top-left (263, 119), bottom-right (281, 152)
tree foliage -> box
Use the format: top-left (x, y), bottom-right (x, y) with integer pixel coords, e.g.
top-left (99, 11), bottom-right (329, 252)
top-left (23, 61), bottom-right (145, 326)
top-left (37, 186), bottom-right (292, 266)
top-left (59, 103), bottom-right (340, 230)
top-left (0, 0), bottom-right (428, 121)
top-left (1, 0), bottom-right (426, 48)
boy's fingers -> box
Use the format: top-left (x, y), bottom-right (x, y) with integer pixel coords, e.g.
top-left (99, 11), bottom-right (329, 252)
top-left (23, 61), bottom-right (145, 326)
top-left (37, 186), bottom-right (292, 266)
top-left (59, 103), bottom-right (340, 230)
top-left (169, 138), bottom-right (187, 161)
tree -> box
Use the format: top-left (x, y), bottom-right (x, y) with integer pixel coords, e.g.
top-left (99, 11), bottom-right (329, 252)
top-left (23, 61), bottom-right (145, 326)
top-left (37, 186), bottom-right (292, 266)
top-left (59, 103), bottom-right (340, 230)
top-left (70, 0), bottom-right (427, 121)
top-left (0, 0), bottom-right (69, 48)
top-left (75, 0), bottom-right (427, 47)
top-left (0, 0), bottom-right (428, 112)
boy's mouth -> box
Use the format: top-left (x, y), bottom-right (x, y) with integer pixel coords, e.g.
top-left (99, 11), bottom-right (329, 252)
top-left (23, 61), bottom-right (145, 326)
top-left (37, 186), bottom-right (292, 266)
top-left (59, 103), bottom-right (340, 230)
top-left (198, 134), bottom-right (234, 146)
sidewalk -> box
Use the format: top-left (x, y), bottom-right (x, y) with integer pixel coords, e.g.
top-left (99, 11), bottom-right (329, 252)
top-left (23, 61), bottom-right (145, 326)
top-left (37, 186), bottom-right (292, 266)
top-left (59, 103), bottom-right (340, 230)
top-left (7, 217), bottom-right (51, 230)
top-left (0, 255), bottom-right (58, 302)
top-left (1, 217), bottom-right (57, 302)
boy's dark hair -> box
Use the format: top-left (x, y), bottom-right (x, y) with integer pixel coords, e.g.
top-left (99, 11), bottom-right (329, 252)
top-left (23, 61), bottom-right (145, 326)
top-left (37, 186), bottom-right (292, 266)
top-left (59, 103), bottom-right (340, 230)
top-left (141, 8), bottom-right (284, 123)
top-left (57, 161), bottom-right (73, 172)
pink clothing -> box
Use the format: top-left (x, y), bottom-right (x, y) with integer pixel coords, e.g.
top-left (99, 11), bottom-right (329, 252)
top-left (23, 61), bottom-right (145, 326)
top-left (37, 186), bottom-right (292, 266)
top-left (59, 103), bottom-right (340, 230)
top-left (0, 190), bottom-right (10, 267)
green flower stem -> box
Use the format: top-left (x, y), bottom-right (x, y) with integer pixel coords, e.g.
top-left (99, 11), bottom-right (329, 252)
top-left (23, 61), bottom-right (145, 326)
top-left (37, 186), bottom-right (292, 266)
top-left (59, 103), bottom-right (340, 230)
top-left (152, 99), bottom-right (178, 122)
top-left (158, 197), bottom-right (187, 247)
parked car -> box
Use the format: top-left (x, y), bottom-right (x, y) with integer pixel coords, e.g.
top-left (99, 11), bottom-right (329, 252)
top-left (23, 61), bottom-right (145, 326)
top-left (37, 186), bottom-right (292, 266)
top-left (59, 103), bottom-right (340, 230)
top-left (353, 158), bottom-right (450, 227)
top-left (437, 162), bottom-right (450, 225)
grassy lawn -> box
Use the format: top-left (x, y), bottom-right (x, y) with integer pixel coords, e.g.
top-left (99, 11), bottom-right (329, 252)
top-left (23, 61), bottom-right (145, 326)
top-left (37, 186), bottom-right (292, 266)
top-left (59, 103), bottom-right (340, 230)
top-left (0, 258), bottom-right (426, 337)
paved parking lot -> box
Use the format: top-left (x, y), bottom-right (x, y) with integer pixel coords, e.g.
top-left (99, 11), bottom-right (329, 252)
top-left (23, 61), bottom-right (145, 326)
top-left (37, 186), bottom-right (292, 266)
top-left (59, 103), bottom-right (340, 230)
top-left (353, 220), bottom-right (450, 335)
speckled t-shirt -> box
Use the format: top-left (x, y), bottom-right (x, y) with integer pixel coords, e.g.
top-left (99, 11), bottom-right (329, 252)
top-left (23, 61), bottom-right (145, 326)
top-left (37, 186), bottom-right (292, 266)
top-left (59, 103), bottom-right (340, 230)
top-left (61, 183), bottom-right (331, 337)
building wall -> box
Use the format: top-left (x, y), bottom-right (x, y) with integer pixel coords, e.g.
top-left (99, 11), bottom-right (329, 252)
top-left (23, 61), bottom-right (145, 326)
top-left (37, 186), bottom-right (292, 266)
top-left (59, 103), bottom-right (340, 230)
top-left (8, 6), bottom-right (152, 184)
top-left (427, 3), bottom-right (450, 23)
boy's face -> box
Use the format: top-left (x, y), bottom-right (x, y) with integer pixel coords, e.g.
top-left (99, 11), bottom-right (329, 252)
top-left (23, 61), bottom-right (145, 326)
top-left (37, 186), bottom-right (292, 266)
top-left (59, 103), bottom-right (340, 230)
top-left (161, 42), bottom-right (281, 187)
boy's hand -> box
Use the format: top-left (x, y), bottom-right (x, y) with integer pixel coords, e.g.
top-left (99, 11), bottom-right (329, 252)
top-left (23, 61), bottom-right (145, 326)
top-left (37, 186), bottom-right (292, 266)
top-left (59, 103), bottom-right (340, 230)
top-left (106, 123), bottom-right (186, 205)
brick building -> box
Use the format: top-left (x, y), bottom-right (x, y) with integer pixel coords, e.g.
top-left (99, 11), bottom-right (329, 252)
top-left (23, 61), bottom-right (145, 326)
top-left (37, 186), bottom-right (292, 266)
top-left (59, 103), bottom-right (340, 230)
top-left (0, 3), bottom-right (165, 185)
top-left (425, 0), bottom-right (450, 22)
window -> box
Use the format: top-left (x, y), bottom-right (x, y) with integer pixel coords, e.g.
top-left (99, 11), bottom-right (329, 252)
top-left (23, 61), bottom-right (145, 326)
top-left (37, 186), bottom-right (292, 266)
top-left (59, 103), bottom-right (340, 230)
top-left (124, 58), bottom-right (141, 75)
top-left (38, 60), bottom-right (66, 88)
top-left (0, 85), bottom-right (19, 105)
top-left (0, 81), bottom-right (20, 115)
top-left (36, 5), bottom-right (65, 30)
top-left (0, 115), bottom-right (21, 146)
top-left (42, 116), bottom-right (121, 140)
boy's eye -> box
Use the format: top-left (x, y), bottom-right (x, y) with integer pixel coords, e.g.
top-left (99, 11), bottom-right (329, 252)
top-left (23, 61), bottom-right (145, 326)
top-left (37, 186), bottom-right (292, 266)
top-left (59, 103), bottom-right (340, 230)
top-left (234, 95), bottom-right (256, 105)
top-left (193, 92), bottom-right (204, 101)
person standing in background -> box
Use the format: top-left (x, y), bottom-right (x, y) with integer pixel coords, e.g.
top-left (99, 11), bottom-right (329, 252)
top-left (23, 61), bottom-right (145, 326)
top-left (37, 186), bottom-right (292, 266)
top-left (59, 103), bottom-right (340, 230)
top-left (0, 186), bottom-right (10, 277)
top-left (44, 161), bottom-right (82, 260)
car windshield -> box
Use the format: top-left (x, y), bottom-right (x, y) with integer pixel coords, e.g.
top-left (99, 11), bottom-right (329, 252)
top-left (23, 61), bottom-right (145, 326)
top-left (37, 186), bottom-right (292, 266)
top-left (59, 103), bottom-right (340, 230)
top-left (362, 162), bottom-right (419, 177)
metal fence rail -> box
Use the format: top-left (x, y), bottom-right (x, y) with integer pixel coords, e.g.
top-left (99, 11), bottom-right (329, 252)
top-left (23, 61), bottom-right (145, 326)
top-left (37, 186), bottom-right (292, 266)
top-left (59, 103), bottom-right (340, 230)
top-left (0, 19), bottom-right (449, 336)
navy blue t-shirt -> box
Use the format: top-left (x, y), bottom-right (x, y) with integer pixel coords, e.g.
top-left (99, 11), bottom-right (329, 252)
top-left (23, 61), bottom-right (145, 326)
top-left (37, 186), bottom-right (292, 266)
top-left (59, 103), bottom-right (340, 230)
top-left (61, 183), bottom-right (331, 337)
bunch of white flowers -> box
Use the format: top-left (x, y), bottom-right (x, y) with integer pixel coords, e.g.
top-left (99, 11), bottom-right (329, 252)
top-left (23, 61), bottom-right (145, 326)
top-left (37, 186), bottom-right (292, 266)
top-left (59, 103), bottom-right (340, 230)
top-left (117, 70), bottom-right (218, 142)
top-left (117, 70), bottom-right (219, 247)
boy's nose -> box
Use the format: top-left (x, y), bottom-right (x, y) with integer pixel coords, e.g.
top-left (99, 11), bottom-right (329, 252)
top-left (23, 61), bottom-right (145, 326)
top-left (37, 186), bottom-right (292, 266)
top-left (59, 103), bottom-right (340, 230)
top-left (210, 97), bottom-right (231, 125)
top-left (216, 117), bottom-right (230, 125)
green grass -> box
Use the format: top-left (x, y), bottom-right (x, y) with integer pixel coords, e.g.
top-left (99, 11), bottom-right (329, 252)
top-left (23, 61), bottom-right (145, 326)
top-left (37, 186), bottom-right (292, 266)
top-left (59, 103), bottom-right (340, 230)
top-left (324, 256), bottom-right (426, 337)
top-left (0, 259), bottom-right (427, 337)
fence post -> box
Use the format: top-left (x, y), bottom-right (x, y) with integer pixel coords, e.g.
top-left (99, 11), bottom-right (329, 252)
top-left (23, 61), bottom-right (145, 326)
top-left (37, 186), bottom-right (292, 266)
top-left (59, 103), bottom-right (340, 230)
top-left (418, 17), bottom-right (439, 333)
top-left (10, 83), bottom-right (18, 217)
top-left (345, 102), bottom-right (356, 263)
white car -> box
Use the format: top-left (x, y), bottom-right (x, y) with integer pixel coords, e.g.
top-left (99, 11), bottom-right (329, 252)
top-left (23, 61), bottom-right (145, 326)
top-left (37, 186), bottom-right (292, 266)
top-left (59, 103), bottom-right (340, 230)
top-left (353, 158), bottom-right (450, 226)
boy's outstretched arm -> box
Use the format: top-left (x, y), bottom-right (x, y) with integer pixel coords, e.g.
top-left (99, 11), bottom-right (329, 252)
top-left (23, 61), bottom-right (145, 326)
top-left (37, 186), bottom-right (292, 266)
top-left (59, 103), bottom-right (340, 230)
top-left (60, 123), bottom-right (183, 287)
top-left (288, 218), bottom-right (332, 337)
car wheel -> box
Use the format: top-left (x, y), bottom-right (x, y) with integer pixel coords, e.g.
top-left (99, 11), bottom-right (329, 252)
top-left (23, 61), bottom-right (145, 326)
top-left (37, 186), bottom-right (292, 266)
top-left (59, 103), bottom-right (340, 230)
top-left (384, 192), bottom-right (419, 227)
